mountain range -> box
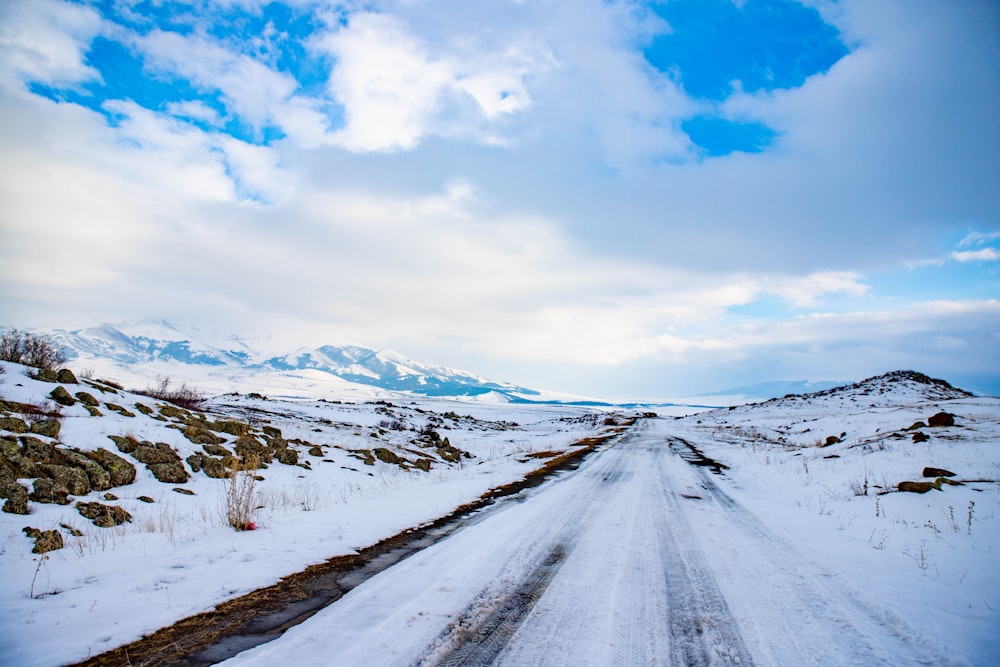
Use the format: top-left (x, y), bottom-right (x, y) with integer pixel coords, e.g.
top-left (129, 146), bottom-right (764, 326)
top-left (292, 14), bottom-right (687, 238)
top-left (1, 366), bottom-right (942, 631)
top-left (43, 321), bottom-right (540, 401)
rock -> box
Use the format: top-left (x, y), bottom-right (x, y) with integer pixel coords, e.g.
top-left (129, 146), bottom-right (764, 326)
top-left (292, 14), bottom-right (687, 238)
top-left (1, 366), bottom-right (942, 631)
top-left (108, 434), bottom-right (139, 454)
top-left (212, 420), bottom-right (251, 436)
top-left (182, 426), bottom-right (224, 446)
top-left (30, 419), bottom-right (61, 438)
top-left (133, 442), bottom-right (181, 465)
top-left (24, 527), bottom-right (64, 554)
top-left (74, 391), bottom-right (99, 407)
top-left (186, 453), bottom-right (204, 472)
top-left (923, 466), bottom-right (956, 478)
top-left (202, 443), bottom-right (232, 457)
top-left (57, 449), bottom-right (112, 491)
top-left (20, 436), bottom-right (57, 464)
top-left (201, 456), bottom-right (230, 479)
top-left (86, 448), bottom-right (137, 486)
top-left (0, 417), bottom-right (29, 434)
top-left (912, 432), bottom-right (930, 443)
top-left (898, 481), bottom-right (936, 494)
top-left (148, 461), bottom-right (190, 483)
top-left (138, 495), bottom-right (155, 503)
top-left (928, 412), bottom-right (956, 427)
top-left (1, 482), bottom-right (29, 514)
top-left (172, 487), bottom-right (195, 495)
top-left (40, 464), bottom-right (90, 496)
top-left (104, 403), bottom-right (136, 417)
top-left (34, 369), bottom-right (59, 382)
top-left (56, 369), bottom-right (78, 384)
top-left (30, 477), bottom-right (70, 504)
top-left (76, 501), bottom-right (132, 527)
top-left (277, 448), bottom-right (299, 465)
top-left (49, 386), bottom-right (76, 406)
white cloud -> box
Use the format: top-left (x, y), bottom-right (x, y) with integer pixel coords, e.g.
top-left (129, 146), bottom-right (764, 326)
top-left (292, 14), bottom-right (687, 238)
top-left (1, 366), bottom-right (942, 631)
top-left (952, 248), bottom-right (999, 263)
top-left (0, 0), bottom-right (103, 91)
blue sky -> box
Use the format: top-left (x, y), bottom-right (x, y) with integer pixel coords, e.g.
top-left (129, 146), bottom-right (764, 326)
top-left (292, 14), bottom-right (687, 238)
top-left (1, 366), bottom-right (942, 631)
top-left (0, 0), bottom-right (998, 397)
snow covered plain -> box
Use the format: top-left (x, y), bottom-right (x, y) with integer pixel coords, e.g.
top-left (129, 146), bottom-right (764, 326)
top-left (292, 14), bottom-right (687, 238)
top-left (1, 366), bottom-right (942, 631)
top-left (0, 361), bottom-right (613, 666)
top-left (1, 364), bottom-right (997, 665)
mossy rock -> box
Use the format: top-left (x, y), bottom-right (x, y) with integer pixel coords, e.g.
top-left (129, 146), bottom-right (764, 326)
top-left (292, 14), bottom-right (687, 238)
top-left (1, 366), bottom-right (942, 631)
top-left (373, 447), bottom-right (407, 467)
top-left (56, 369), bottom-right (78, 384)
top-left (20, 436), bottom-right (58, 463)
top-left (108, 434), bottom-right (139, 454)
top-left (1, 480), bottom-right (29, 514)
top-left (76, 501), bottom-right (132, 527)
top-left (86, 448), bottom-right (137, 486)
top-left (105, 403), bottom-right (136, 418)
top-left (24, 527), bottom-right (64, 553)
top-left (182, 426), bottom-right (224, 446)
top-left (0, 417), bottom-right (29, 434)
top-left (49, 386), bottom-right (76, 406)
top-left (202, 443), bottom-right (232, 457)
top-left (30, 477), bottom-right (71, 504)
top-left (159, 405), bottom-right (191, 420)
top-left (57, 449), bottom-right (112, 491)
top-left (134, 403), bottom-right (154, 416)
top-left (234, 434), bottom-right (267, 460)
top-left (201, 456), bottom-right (230, 479)
top-left (34, 369), bottom-right (59, 383)
top-left (40, 464), bottom-right (91, 496)
top-left (211, 420), bottom-right (251, 436)
top-left (132, 442), bottom-right (180, 465)
top-left (30, 419), bottom-right (61, 438)
top-left (276, 448), bottom-right (299, 466)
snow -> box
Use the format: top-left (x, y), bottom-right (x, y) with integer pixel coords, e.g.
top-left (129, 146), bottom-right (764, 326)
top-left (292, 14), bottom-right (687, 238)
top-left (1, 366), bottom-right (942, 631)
top-left (1, 363), bottom-right (997, 665)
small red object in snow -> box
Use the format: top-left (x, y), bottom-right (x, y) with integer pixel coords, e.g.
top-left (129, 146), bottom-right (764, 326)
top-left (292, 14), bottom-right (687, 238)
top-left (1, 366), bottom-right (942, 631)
top-left (243, 522), bottom-right (257, 531)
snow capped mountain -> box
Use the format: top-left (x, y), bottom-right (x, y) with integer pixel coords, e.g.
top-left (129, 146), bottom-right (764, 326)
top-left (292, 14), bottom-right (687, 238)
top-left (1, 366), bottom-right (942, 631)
top-left (41, 321), bottom-right (538, 399)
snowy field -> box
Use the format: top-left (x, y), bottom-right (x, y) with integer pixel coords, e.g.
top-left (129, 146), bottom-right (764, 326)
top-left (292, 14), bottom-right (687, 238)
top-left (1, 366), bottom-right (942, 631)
top-left (0, 361), bottom-right (615, 666)
top-left (1, 363), bottom-right (997, 665)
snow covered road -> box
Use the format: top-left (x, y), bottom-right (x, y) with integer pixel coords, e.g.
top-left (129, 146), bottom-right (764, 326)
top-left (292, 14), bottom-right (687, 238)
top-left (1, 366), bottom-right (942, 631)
top-left (221, 419), bottom-right (948, 666)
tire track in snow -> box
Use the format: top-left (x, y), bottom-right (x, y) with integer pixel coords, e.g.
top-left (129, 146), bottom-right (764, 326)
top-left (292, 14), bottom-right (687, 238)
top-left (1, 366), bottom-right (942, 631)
top-left (666, 436), bottom-right (954, 666)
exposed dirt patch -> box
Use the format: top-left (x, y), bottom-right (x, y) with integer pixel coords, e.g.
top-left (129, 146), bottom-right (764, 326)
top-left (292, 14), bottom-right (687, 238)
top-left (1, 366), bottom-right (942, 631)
top-left (67, 422), bottom-right (634, 667)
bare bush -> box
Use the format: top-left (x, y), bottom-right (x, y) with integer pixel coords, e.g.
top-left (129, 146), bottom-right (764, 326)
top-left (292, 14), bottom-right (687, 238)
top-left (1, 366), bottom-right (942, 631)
top-left (224, 454), bottom-right (261, 531)
top-left (136, 376), bottom-right (206, 410)
top-left (0, 330), bottom-right (66, 370)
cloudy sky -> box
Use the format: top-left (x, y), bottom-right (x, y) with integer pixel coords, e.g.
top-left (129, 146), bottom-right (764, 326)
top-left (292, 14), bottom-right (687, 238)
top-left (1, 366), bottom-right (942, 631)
top-left (1, 0), bottom-right (998, 398)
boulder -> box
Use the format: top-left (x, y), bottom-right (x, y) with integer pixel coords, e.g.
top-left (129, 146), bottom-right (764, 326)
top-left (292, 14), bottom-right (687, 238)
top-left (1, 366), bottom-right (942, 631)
top-left (202, 443), bottom-right (232, 457)
top-left (56, 369), bottom-right (78, 384)
top-left (57, 449), bottom-right (112, 491)
top-left (148, 461), bottom-right (190, 483)
top-left (898, 481), bottom-right (936, 494)
top-left (30, 477), bottom-right (71, 504)
top-left (24, 527), bottom-right (64, 554)
top-left (74, 392), bottom-right (100, 407)
top-left (928, 412), bottom-right (956, 427)
top-left (86, 448), bottom-right (137, 486)
top-left (49, 386), bottom-right (76, 406)
top-left (76, 501), bottom-right (132, 527)
top-left (40, 464), bottom-right (90, 496)
top-left (922, 466), bottom-right (956, 478)
top-left (30, 419), bottom-right (61, 438)
top-left (0, 417), bottom-right (29, 434)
